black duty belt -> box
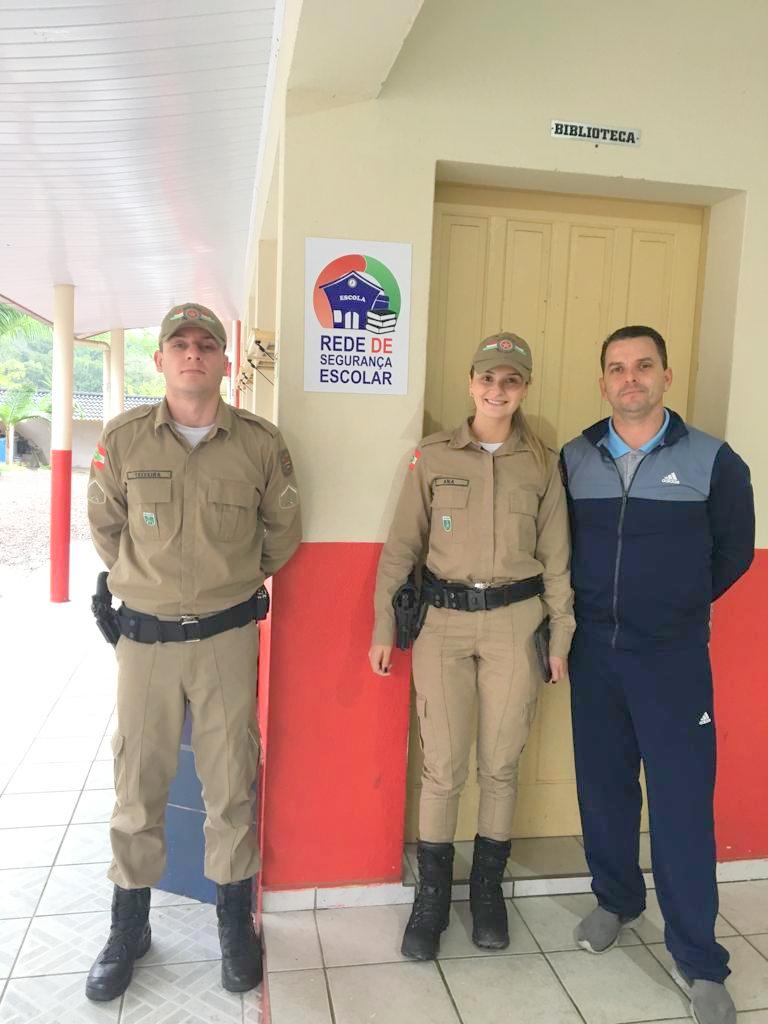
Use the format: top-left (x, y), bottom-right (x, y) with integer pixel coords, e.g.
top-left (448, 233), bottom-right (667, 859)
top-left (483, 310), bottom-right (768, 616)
top-left (421, 571), bottom-right (543, 612)
top-left (117, 587), bottom-right (270, 644)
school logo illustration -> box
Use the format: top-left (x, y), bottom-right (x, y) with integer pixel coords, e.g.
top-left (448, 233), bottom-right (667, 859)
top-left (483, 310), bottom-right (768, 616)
top-left (304, 237), bottom-right (411, 395)
top-left (313, 254), bottom-right (401, 334)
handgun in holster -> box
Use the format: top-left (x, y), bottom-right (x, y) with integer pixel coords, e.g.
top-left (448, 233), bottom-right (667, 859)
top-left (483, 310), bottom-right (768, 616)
top-left (91, 571), bottom-right (120, 647)
top-left (392, 572), bottom-right (427, 651)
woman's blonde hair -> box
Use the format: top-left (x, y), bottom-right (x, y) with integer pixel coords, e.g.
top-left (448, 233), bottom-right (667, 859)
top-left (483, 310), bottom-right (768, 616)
top-left (512, 407), bottom-right (549, 474)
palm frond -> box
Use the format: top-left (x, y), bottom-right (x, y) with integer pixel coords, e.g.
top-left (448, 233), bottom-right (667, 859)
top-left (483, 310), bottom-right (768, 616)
top-left (0, 305), bottom-right (51, 343)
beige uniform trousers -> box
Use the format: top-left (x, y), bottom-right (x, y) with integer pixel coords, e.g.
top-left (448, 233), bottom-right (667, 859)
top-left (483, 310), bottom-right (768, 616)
top-left (412, 595), bottom-right (544, 843)
top-left (108, 621), bottom-right (260, 889)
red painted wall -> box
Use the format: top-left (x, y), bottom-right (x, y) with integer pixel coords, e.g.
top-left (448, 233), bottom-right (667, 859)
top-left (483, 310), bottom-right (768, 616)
top-left (260, 544), bottom-right (767, 890)
top-left (261, 543), bottom-right (411, 889)
top-left (711, 549), bottom-right (768, 860)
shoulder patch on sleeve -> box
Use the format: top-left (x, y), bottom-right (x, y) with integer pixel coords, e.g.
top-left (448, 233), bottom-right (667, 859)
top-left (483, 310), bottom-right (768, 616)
top-left (88, 479), bottom-right (106, 504)
top-left (279, 484), bottom-right (299, 509)
top-left (91, 444), bottom-right (107, 470)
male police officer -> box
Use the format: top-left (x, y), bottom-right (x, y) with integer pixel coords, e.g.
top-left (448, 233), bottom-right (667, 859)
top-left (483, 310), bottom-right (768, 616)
top-left (85, 303), bottom-right (301, 1002)
top-left (561, 326), bottom-right (754, 1024)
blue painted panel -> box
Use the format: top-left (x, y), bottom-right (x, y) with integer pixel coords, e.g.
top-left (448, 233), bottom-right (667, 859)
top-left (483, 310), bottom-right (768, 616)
top-left (156, 705), bottom-right (212, 902)
top-left (168, 747), bottom-right (205, 813)
top-left (155, 705), bottom-right (258, 906)
top-left (158, 805), bottom-right (216, 904)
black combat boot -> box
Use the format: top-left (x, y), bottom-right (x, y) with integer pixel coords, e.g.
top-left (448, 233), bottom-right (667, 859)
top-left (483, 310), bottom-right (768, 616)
top-left (85, 885), bottom-right (151, 1001)
top-left (469, 834), bottom-right (511, 949)
top-left (216, 879), bottom-right (263, 992)
top-left (401, 841), bottom-right (454, 960)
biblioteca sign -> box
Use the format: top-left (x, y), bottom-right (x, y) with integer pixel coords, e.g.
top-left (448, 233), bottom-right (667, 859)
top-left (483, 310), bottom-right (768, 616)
top-left (551, 120), bottom-right (641, 146)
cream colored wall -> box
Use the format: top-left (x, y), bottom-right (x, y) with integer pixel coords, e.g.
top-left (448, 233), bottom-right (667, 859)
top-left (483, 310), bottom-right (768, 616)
top-left (692, 194), bottom-right (746, 438)
top-left (266, 0), bottom-right (768, 544)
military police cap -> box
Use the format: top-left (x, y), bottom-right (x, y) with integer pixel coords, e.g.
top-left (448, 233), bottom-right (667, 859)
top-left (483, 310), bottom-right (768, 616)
top-left (472, 332), bottom-right (533, 381)
top-left (159, 303), bottom-right (227, 349)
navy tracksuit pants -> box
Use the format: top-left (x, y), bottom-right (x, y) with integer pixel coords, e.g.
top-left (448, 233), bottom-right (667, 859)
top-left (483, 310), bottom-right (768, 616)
top-left (569, 629), bottom-right (729, 982)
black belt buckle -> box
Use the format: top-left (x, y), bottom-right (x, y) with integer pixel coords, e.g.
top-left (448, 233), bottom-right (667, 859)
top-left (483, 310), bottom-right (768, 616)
top-left (180, 615), bottom-right (202, 643)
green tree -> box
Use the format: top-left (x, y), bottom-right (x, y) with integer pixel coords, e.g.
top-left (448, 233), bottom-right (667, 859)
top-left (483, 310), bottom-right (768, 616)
top-left (0, 303), bottom-right (164, 396)
top-left (0, 386), bottom-right (51, 464)
top-left (0, 306), bottom-right (53, 389)
top-left (0, 305), bottom-right (50, 344)
top-left (124, 329), bottom-right (165, 396)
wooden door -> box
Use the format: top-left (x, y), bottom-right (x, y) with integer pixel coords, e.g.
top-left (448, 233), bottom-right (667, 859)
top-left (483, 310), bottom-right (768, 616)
top-left (405, 185), bottom-right (703, 841)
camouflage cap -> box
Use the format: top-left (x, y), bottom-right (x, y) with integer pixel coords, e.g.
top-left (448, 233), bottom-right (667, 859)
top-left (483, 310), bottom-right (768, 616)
top-left (158, 303), bottom-right (227, 349)
top-left (472, 332), bottom-right (533, 381)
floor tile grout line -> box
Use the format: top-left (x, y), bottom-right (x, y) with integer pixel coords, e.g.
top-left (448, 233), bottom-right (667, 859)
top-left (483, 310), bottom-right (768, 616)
top-left (540, 950), bottom-right (591, 1024)
top-left (0, 646), bottom-right (106, 806)
top-left (434, 958), bottom-right (466, 1024)
top-left (0, 696), bottom-right (117, 1004)
top-left (742, 934), bottom-right (768, 963)
top-left (9, 956), bottom-right (227, 985)
top-left (508, 898), bottom-right (546, 956)
top-left (715, 909), bottom-right (739, 934)
top-left (312, 909), bottom-right (339, 1024)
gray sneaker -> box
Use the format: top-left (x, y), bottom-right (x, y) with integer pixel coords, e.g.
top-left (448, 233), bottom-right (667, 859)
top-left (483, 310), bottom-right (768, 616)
top-left (574, 905), bottom-right (636, 953)
top-left (672, 967), bottom-right (736, 1024)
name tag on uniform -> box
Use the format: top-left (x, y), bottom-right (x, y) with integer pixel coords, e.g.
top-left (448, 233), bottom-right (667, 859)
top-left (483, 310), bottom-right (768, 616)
top-left (432, 477), bottom-right (469, 488)
top-left (127, 470), bottom-right (172, 480)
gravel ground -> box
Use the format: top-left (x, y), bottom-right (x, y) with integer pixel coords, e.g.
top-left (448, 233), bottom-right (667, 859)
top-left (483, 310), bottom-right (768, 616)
top-left (0, 467), bottom-right (91, 573)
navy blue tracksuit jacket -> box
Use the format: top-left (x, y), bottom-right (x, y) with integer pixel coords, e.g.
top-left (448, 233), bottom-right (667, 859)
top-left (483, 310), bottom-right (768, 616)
top-left (561, 409), bottom-right (754, 983)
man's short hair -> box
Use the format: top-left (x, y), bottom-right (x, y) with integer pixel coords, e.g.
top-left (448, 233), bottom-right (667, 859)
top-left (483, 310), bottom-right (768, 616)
top-left (600, 325), bottom-right (668, 371)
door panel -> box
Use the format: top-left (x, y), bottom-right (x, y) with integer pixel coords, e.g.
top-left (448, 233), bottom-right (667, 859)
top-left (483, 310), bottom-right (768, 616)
top-left (407, 186), bottom-right (702, 841)
top-left (559, 226), bottom-right (617, 445)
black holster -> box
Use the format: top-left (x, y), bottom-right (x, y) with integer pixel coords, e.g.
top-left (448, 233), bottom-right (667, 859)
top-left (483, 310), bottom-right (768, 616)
top-left (91, 571), bottom-right (120, 647)
top-left (392, 572), bottom-right (427, 651)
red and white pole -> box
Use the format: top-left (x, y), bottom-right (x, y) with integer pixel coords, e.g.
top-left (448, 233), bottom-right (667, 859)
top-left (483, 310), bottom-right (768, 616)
top-left (50, 284), bottom-right (74, 603)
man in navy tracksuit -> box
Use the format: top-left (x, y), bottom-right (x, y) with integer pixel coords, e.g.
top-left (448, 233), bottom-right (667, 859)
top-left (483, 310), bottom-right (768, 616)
top-left (561, 326), bottom-right (754, 1024)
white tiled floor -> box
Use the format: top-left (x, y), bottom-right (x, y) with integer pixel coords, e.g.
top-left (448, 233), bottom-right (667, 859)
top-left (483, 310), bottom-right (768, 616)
top-left (260, 896), bottom-right (768, 1024)
top-left (2, 544), bottom-right (768, 1024)
top-left (0, 545), bottom-right (262, 1023)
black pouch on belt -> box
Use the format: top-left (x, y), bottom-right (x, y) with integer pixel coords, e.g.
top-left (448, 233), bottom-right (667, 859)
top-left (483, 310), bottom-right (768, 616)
top-left (91, 571), bottom-right (120, 647)
top-left (533, 615), bottom-right (551, 681)
top-left (392, 572), bottom-right (426, 651)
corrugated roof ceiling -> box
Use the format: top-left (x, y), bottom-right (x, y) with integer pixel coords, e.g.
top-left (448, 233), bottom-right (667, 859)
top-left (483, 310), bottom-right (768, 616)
top-left (0, 0), bottom-right (277, 338)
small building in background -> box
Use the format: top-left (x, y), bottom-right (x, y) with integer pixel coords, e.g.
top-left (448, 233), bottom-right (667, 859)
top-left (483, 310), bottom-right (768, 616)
top-left (0, 390), bottom-right (161, 470)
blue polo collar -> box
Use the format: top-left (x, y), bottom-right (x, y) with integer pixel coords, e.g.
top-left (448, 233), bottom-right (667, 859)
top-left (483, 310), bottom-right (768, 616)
top-left (601, 409), bottom-right (670, 458)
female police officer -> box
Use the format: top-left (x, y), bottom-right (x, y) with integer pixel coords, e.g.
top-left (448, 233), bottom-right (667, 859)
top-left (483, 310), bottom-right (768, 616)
top-left (369, 332), bottom-right (575, 960)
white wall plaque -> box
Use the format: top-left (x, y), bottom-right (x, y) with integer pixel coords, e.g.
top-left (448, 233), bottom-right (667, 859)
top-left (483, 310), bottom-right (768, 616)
top-left (304, 237), bottom-right (412, 395)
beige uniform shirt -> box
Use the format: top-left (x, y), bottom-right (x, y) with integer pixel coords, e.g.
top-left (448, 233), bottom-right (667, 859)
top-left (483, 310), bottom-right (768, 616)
top-left (372, 420), bottom-right (575, 657)
top-left (87, 398), bottom-right (301, 616)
